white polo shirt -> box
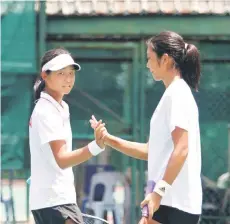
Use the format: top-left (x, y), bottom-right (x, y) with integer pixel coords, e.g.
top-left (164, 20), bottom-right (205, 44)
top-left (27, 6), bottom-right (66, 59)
top-left (29, 92), bottom-right (76, 210)
top-left (148, 79), bottom-right (202, 214)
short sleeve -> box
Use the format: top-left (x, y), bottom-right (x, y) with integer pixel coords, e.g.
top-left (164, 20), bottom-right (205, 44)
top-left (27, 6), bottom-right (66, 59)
top-left (36, 112), bottom-right (65, 145)
top-left (167, 93), bottom-right (190, 133)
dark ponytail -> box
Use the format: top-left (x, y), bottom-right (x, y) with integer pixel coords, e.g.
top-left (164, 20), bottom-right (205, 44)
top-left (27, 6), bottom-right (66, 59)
top-left (147, 31), bottom-right (201, 90)
top-left (180, 44), bottom-right (200, 91)
top-left (33, 48), bottom-right (71, 101)
top-left (34, 77), bottom-right (46, 101)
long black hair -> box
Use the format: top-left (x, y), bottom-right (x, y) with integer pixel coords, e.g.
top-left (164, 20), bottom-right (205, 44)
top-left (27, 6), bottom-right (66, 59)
top-left (34, 48), bottom-right (71, 101)
top-left (147, 31), bottom-right (201, 90)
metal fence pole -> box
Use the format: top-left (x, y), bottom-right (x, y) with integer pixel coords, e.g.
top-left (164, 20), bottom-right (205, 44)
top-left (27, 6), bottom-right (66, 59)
top-left (131, 46), bottom-right (139, 224)
top-left (139, 39), bottom-right (146, 204)
top-left (228, 124), bottom-right (230, 186)
top-left (39, 0), bottom-right (46, 61)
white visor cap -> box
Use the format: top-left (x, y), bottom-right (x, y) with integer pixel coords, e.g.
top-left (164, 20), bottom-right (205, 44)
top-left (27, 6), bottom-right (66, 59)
top-left (41, 54), bottom-right (81, 72)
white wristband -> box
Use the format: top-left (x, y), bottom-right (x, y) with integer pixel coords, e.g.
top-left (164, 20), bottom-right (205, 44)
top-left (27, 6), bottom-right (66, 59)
top-left (153, 180), bottom-right (171, 197)
top-left (88, 140), bottom-right (105, 156)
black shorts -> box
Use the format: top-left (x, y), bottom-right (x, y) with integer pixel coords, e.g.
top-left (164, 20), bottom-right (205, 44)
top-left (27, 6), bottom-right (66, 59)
top-left (152, 205), bottom-right (200, 224)
top-left (31, 203), bottom-right (84, 224)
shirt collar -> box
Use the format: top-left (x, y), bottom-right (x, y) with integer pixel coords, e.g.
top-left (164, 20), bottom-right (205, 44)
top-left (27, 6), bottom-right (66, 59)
top-left (40, 92), bottom-right (69, 119)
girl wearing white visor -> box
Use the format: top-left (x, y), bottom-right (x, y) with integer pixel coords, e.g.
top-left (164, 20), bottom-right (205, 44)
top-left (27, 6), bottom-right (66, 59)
top-left (91, 31), bottom-right (202, 224)
top-left (29, 48), bottom-right (105, 224)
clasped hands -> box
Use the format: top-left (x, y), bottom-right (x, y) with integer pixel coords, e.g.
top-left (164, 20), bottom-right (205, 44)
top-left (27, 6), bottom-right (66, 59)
top-left (89, 115), bottom-right (108, 149)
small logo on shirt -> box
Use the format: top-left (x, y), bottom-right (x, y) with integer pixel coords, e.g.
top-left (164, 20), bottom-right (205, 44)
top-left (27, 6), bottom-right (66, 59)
top-left (29, 118), bottom-right (32, 127)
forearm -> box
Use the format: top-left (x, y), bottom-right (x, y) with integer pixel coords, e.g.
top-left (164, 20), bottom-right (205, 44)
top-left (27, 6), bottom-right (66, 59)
top-left (104, 134), bottom-right (148, 160)
top-left (162, 146), bottom-right (188, 184)
top-left (57, 145), bottom-right (93, 169)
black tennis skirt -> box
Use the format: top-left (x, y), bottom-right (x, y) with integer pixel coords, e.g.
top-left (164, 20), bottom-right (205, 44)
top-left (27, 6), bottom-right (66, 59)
top-left (31, 203), bottom-right (84, 224)
top-left (152, 205), bottom-right (200, 224)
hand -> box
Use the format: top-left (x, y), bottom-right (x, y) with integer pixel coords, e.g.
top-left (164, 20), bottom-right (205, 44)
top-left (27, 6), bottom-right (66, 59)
top-left (89, 115), bottom-right (108, 148)
top-left (140, 192), bottom-right (162, 220)
top-left (89, 115), bottom-right (99, 130)
top-left (138, 217), bottom-right (156, 224)
top-left (138, 217), bottom-right (149, 224)
top-left (95, 121), bottom-right (107, 149)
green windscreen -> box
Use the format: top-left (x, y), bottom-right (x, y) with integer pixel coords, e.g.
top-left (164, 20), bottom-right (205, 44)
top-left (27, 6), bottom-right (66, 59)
top-left (1, 1), bottom-right (36, 73)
